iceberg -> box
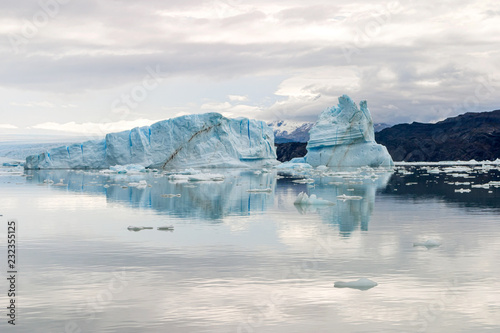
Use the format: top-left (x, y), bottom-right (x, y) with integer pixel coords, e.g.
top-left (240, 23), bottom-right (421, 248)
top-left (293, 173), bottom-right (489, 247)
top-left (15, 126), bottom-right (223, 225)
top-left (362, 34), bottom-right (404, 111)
top-left (302, 95), bottom-right (393, 168)
top-left (25, 113), bottom-right (278, 170)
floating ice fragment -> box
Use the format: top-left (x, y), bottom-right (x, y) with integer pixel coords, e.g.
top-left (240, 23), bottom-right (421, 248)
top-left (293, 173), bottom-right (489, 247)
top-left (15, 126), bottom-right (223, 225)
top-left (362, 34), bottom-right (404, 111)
top-left (413, 239), bottom-right (441, 248)
top-left (158, 225), bottom-right (174, 231)
top-left (337, 194), bottom-right (363, 200)
top-left (188, 173), bottom-right (225, 182)
top-left (292, 178), bottom-right (315, 184)
top-left (294, 192), bottom-right (334, 205)
top-left (110, 164), bottom-right (146, 174)
top-left (127, 226), bottom-right (144, 231)
top-left (443, 166), bottom-right (472, 173)
top-left (161, 194), bottom-right (181, 198)
top-left (128, 180), bottom-right (148, 188)
top-left (246, 188), bottom-right (272, 193)
top-left (334, 278), bottom-right (378, 290)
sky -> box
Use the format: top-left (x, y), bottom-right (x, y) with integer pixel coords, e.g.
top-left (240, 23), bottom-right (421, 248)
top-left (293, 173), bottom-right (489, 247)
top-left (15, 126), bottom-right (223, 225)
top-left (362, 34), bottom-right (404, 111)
top-left (0, 0), bottom-right (499, 137)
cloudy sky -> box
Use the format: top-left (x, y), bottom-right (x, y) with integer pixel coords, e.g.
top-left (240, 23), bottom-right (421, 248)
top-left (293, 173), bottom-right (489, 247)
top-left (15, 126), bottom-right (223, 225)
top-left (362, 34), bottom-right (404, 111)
top-left (1, 0), bottom-right (499, 137)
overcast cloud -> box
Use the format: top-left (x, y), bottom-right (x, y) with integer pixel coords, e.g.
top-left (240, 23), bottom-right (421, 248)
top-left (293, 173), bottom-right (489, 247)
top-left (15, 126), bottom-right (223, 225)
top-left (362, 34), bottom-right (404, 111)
top-left (0, 0), bottom-right (499, 135)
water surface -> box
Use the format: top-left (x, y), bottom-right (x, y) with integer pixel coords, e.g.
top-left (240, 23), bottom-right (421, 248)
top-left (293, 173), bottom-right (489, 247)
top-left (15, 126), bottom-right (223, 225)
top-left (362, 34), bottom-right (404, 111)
top-left (1, 165), bottom-right (499, 332)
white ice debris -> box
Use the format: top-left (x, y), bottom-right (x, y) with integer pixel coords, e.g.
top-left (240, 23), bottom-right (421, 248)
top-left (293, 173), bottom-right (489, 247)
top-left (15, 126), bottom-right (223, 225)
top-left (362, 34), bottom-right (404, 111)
top-left (128, 180), bottom-right (148, 188)
top-left (157, 225), bottom-right (174, 231)
top-left (128, 226), bottom-right (154, 231)
top-left (161, 194), bottom-right (181, 198)
top-left (294, 192), bottom-right (334, 205)
top-left (337, 194), bottom-right (363, 200)
top-left (168, 173), bottom-right (225, 182)
top-left (275, 162), bottom-right (313, 170)
top-left (413, 239), bottom-right (441, 248)
top-left (109, 164), bottom-right (146, 174)
top-left (127, 226), bottom-right (144, 231)
top-left (246, 188), bottom-right (272, 193)
top-left (395, 159), bottom-right (500, 166)
top-left (471, 181), bottom-right (500, 189)
top-left (187, 173), bottom-right (225, 182)
top-left (442, 166), bottom-right (473, 173)
top-left (292, 178), bottom-right (315, 184)
top-left (334, 278), bottom-right (378, 290)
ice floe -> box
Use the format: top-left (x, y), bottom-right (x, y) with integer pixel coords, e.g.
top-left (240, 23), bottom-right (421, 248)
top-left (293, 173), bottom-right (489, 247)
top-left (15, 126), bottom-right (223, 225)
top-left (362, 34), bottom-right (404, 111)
top-left (294, 192), bottom-right (334, 205)
top-left (334, 278), bottom-right (378, 290)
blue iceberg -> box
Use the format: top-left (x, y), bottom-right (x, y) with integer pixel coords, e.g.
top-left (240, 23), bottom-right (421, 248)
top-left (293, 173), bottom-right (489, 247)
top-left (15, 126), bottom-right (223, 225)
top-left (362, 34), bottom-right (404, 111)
top-left (25, 113), bottom-right (278, 169)
top-left (300, 95), bottom-right (393, 168)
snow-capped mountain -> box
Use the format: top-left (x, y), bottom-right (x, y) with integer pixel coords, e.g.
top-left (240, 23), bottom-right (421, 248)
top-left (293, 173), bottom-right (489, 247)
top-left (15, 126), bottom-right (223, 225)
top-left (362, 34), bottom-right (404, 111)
top-left (269, 120), bottom-right (391, 143)
top-left (268, 120), bottom-right (314, 143)
top-left (373, 123), bottom-right (391, 132)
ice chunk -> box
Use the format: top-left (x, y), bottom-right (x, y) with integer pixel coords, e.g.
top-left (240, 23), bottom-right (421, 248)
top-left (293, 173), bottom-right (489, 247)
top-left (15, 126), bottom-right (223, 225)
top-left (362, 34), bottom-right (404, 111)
top-left (127, 226), bottom-right (144, 231)
top-left (187, 173), bottom-right (225, 182)
top-left (128, 180), bottom-right (148, 188)
top-left (157, 225), bottom-right (174, 231)
top-left (294, 192), bottom-right (334, 205)
top-left (292, 178), bottom-right (315, 184)
top-left (334, 278), bottom-right (378, 290)
top-left (246, 188), bottom-right (272, 193)
top-left (275, 161), bottom-right (312, 170)
top-left (25, 113), bottom-right (278, 170)
top-left (110, 164), bottom-right (146, 174)
top-left (413, 239), bottom-right (441, 248)
top-left (443, 166), bottom-right (472, 173)
top-left (337, 194), bottom-right (363, 200)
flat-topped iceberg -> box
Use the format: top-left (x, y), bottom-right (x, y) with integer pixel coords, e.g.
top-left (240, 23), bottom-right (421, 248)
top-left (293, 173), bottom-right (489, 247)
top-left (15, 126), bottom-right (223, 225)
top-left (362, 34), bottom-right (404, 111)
top-left (296, 95), bottom-right (393, 168)
top-left (25, 113), bottom-right (278, 169)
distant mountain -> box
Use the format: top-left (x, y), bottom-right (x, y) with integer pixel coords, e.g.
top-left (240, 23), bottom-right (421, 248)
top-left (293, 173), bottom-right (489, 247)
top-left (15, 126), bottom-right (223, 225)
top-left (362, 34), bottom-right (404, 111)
top-left (269, 120), bottom-right (390, 143)
top-left (375, 110), bottom-right (500, 162)
top-left (268, 120), bottom-right (314, 143)
top-left (373, 123), bottom-right (391, 132)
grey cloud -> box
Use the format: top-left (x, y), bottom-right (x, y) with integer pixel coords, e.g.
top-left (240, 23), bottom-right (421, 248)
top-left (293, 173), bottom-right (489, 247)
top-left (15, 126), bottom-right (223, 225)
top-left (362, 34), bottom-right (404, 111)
top-left (0, 0), bottom-right (498, 126)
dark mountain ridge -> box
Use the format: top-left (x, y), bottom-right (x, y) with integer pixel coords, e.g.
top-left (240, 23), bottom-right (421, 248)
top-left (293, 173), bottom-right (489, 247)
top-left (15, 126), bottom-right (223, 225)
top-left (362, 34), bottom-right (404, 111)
top-left (375, 110), bottom-right (500, 162)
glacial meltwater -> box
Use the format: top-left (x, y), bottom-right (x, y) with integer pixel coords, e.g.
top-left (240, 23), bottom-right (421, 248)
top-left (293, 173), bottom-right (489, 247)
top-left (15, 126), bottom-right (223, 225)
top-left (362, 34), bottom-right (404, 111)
top-left (1, 164), bottom-right (500, 332)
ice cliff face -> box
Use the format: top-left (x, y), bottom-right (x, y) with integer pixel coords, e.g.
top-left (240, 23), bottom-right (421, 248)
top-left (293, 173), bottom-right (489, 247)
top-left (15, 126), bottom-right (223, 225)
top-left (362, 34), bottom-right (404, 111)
top-left (303, 95), bottom-right (393, 167)
top-left (25, 113), bottom-right (278, 169)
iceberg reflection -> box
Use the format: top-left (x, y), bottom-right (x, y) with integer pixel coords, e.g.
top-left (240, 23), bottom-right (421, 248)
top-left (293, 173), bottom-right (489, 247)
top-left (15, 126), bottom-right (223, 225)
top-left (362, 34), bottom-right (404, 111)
top-left (281, 167), bottom-right (392, 236)
top-left (25, 167), bottom-right (392, 232)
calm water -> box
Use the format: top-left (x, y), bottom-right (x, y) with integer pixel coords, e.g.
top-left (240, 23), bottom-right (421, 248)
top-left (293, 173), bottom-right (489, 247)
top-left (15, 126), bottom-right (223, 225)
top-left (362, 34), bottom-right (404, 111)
top-left (1, 165), bottom-right (500, 333)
